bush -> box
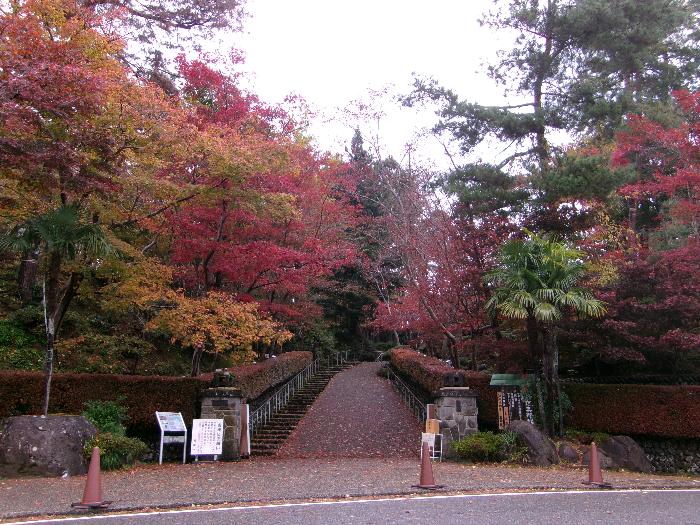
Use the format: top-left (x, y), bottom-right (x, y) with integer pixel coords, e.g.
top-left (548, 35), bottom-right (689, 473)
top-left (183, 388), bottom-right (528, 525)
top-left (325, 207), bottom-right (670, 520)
top-left (82, 399), bottom-right (128, 436)
top-left (389, 347), bottom-right (497, 427)
top-left (0, 371), bottom-right (207, 432)
top-left (452, 431), bottom-right (526, 463)
top-left (85, 433), bottom-right (148, 470)
top-left (563, 383), bottom-right (700, 438)
top-left (0, 319), bottom-right (42, 370)
top-left (201, 351), bottom-right (313, 400)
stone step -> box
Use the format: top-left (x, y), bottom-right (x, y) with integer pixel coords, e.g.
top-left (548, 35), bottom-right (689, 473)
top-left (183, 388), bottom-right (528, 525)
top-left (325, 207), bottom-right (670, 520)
top-left (251, 363), bottom-right (355, 456)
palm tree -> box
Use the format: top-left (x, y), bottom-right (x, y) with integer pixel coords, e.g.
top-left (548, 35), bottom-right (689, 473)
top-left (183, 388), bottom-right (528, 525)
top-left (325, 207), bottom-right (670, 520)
top-left (485, 231), bottom-right (605, 436)
top-left (1, 205), bottom-right (110, 415)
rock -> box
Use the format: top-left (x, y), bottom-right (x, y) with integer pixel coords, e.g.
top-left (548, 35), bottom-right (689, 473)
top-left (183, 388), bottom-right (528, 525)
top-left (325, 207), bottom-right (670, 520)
top-left (598, 435), bottom-right (653, 473)
top-left (0, 415), bottom-right (97, 477)
top-left (558, 442), bottom-right (580, 463)
top-left (506, 420), bottom-right (559, 466)
top-left (582, 446), bottom-right (614, 469)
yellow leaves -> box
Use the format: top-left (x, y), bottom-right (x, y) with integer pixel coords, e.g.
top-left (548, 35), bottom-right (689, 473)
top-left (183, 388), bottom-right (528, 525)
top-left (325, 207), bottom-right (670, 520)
top-left (146, 291), bottom-right (292, 360)
top-left (99, 257), bottom-right (174, 312)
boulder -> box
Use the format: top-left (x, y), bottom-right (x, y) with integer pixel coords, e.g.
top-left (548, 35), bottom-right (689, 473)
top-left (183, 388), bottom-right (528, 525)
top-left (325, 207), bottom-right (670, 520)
top-left (582, 446), bottom-right (614, 469)
top-left (0, 415), bottom-right (97, 477)
top-left (506, 420), bottom-right (559, 466)
top-left (558, 442), bottom-right (580, 463)
top-left (598, 435), bottom-right (653, 472)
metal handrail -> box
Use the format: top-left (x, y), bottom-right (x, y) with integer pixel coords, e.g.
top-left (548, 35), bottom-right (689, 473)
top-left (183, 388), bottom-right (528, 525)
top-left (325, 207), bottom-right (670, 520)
top-left (387, 368), bottom-right (426, 422)
top-left (250, 352), bottom-right (352, 434)
top-left (250, 358), bottom-right (321, 434)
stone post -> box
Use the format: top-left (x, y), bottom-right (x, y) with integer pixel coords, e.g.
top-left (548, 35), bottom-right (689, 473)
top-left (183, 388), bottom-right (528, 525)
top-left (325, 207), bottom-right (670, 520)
top-left (200, 387), bottom-right (244, 460)
top-left (435, 387), bottom-right (478, 458)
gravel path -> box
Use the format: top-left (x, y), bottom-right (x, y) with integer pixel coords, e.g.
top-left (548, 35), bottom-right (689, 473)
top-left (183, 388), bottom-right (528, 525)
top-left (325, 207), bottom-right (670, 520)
top-left (2, 459), bottom-right (699, 520)
top-left (278, 362), bottom-right (422, 458)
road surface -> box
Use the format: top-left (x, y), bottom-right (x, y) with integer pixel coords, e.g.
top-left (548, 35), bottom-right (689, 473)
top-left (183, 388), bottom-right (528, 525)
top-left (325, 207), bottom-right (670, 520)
top-left (6, 489), bottom-right (700, 525)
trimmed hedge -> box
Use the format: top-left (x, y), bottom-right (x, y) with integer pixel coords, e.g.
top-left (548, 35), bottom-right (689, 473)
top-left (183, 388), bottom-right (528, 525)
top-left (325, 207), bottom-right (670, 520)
top-left (0, 371), bottom-right (206, 431)
top-left (564, 383), bottom-right (700, 439)
top-left (200, 351), bottom-right (313, 400)
top-left (389, 347), bottom-right (467, 394)
top-left (388, 347), bottom-right (700, 438)
top-left (389, 347), bottom-right (497, 426)
top-left (233, 351), bottom-right (312, 399)
top-left (0, 351), bottom-right (313, 432)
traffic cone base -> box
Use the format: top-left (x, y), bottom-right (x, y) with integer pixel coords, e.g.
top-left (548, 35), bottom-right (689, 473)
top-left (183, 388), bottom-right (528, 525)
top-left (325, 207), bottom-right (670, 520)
top-left (582, 442), bottom-right (612, 489)
top-left (72, 447), bottom-right (111, 510)
top-left (412, 442), bottom-right (445, 490)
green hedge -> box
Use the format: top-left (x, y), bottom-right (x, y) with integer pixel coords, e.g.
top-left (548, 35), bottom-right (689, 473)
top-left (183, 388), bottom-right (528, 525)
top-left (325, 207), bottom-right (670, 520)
top-left (563, 383), bottom-right (700, 439)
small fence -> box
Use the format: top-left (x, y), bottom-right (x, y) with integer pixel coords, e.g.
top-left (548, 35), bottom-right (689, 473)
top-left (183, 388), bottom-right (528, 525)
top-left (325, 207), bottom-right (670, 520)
top-left (387, 367), bottom-right (426, 422)
top-left (250, 352), bottom-right (351, 434)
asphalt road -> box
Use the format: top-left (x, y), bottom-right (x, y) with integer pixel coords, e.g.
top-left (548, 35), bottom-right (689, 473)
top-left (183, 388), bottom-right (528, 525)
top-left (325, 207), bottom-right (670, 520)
top-left (6, 489), bottom-right (700, 525)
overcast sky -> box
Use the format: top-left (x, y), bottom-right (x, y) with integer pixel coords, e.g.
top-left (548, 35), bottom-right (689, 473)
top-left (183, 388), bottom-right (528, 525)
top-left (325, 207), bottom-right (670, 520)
top-left (220, 0), bottom-right (511, 168)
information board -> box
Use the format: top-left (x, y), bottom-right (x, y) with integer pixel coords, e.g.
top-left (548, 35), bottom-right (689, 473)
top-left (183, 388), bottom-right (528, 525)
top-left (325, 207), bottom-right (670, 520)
top-left (190, 419), bottom-right (224, 456)
top-left (156, 412), bottom-right (186, 432)
top-left (155, 411), bottom-right (187, 464)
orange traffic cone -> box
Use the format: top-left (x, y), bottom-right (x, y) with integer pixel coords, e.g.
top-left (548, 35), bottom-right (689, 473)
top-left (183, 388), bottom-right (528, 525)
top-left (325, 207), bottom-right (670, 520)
top-left (583, 442), bottom-right (612, 489)
top-left (72, 447), bottom-right (112, 509)
top-left (412, 442), bottom-right (444, 490)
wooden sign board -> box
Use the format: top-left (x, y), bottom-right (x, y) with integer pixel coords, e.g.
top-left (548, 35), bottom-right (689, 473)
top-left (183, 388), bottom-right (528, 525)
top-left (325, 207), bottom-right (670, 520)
top-left (425, 418), bottom-right (440, 434)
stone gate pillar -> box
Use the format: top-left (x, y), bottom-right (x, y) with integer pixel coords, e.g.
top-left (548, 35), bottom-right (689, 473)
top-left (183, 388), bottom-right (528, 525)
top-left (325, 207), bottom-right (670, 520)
top-left (200, 387), bottom-right (244, 460)
top-left (435, 387), bottom-right (478, 458)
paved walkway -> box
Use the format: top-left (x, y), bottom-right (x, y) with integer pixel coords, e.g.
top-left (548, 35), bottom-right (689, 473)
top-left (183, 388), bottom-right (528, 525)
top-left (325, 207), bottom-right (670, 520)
top-left (278, 362), bottom-right (422, 458)
top-left (2, 459), bottom-right (699, 520)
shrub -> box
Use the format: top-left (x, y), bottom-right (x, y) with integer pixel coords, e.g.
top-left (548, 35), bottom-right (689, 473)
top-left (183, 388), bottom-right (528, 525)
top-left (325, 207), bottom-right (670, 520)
top-left (563, 383), bottom-right (700, 438)
top-left (204, 351), bottom-right (312, 400)
top-left (389, 347), bottom-right (497, 427)
top-left (82, 399), bottom-right (128, 436)
top-left (85, 433), bottom-right (148, 470)
top-left (452, 431), bottom-right (527, 463)
top-left (0, 319), bottom-right (42, 371)
top-left (452, 431), bottom-right (503, 462)
top-left (0, 371), bottom-right (207, 432)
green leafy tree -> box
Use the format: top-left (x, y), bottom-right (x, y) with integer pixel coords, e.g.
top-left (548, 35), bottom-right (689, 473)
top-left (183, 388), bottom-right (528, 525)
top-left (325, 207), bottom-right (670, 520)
top-left (1, 206), bottom-right (110, 415)
top-left (486, 232), bottom-right (605, 436)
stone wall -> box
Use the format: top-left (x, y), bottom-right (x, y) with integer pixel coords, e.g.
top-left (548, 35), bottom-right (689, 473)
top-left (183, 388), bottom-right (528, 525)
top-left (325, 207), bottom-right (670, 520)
top-left (200, 387), bottom-right (243, 460)
top-left (637, 437), bottom-right (700, 474)
top-left (435, 387), bottom-right (478, 458)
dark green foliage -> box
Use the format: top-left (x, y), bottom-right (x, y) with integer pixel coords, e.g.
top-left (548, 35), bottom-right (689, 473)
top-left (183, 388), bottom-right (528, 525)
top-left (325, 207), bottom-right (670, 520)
top-left (82, 399), bottom-right (129, 436)
top-left (58, 334), bottom-right (189, 376)
top-left (535, 154), bottom-right (632, 203)
top-left (452, 431), bottom-right (527, 463)
top-left (564, 428), bottom-right (610, 445)
top-left (0, 319), bottom-right (42, 370)
top-left (84, 433), bottom-right (148, 470)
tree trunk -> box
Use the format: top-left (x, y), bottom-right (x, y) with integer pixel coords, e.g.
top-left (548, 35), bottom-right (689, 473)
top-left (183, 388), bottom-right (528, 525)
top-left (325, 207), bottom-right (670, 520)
top-left (18, 249), bottom-right (39, 304)
top-left (191, 349), bottom-right (203, 376)
top-left (541, 328), bottom-right (554, 436)
top-left (42, 331), bottom-right (54, 416)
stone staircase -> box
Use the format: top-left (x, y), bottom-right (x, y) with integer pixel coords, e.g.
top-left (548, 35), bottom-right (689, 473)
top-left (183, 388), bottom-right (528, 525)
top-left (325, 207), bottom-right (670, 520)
top-left (251, 363), bottom-right (354, 456)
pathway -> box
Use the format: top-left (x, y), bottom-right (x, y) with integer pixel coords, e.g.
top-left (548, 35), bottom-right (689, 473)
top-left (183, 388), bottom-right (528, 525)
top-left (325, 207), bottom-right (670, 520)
top-left (278, 362), bottom-right (422, 458)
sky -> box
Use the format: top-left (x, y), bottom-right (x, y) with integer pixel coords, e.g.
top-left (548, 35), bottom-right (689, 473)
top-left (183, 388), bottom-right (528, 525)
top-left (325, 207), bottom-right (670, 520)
top-left (217, 0), bottom-right (512, 168)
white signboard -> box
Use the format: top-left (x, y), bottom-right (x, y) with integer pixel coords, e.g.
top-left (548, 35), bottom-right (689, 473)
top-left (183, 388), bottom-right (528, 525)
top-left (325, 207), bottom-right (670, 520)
top-left (155, 412), bottom-right (187, 464)
top-left (191, 419), bottom-right (224, 457)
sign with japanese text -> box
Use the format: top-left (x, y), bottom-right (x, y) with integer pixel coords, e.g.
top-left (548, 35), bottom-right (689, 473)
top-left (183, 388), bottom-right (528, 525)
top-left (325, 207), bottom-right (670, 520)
top-left (190, 419), bottom-right (224, 456)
